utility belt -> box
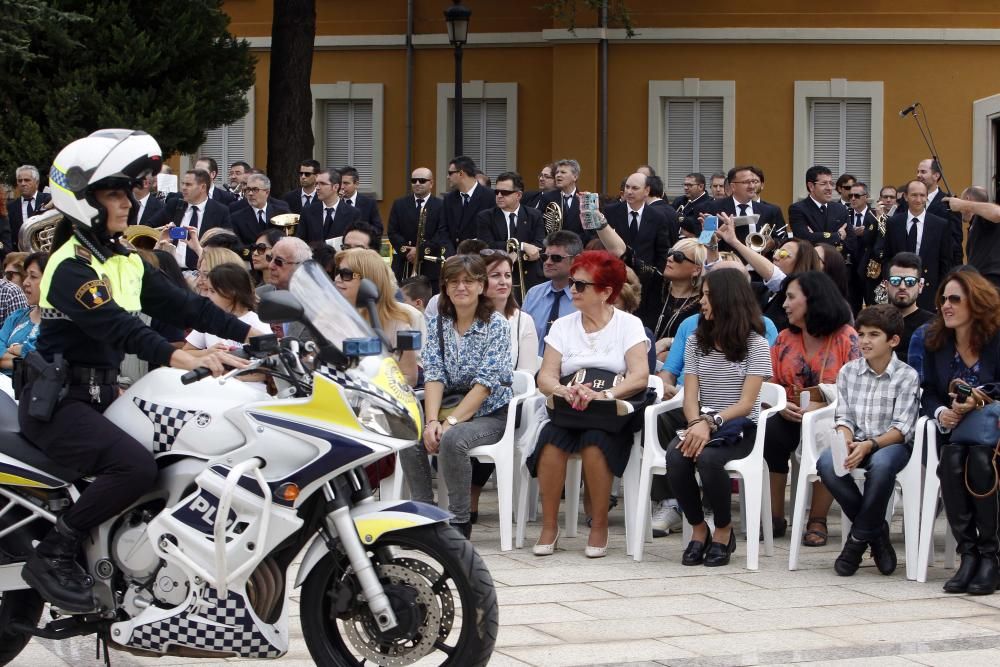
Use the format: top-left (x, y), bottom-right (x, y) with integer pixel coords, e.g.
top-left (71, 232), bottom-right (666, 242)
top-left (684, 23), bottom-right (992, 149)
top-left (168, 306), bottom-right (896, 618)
top-left (14, 352), bottom-right (119, 421)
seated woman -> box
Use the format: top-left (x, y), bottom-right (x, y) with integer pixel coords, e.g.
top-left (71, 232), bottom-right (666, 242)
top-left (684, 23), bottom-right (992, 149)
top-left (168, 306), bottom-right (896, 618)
top-left (192, 247), bottom-right (244, 295)
top-left (333, 248), bottom-right (423, 387)
top-left (531, 250), bottom-right (650, 558)
top-left (251, 228), bottom-right (285, 289)
top-left (765, 271), bottom-right (859, 542)
top-left (922, 270), bottom-right (1000, 595)
top-left (398, 254), bottom-right (513, 538)
top-left (0, 251), bottom-right (47, 376)
top-left (664, 268), bottom-right (772, 566)
top-left (3, 252), bottom-right (28, 289)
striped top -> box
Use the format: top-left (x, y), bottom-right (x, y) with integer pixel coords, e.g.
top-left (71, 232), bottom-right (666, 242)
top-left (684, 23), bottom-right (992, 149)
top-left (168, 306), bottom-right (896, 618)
top-left (684, 332), bottom-right (773, 423)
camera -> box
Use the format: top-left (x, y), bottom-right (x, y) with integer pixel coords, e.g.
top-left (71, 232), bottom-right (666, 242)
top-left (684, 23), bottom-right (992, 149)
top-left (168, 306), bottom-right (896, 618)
top-left (168, 226), bottom-right (188, 241)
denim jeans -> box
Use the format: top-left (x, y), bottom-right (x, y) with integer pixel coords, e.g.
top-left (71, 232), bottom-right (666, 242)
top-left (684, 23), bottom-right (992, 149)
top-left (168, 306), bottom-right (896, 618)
top-left (816, 443), bottom-right (911, 541)
top-left (398, 408), bottom-right (508, 523)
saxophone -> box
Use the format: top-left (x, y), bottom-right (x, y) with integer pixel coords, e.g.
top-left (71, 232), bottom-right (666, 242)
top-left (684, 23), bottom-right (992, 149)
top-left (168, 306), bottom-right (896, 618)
top-left (408, 204), bottom-right (428, 278)
top-left (866, 208), bottom-right (888, 280)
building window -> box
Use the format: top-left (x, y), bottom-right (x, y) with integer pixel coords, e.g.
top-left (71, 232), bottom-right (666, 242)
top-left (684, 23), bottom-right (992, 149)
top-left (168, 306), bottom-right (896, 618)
top-left (648, 79), bottom-right (735, 199)
top-left (436, 82), bottom-right (517, 190)
top-left (311, 83), bottom-right (384, 198)
top-left (459, 100), bottom-right (509, 182)
top-left (195, 87), bottom-right (255, 186)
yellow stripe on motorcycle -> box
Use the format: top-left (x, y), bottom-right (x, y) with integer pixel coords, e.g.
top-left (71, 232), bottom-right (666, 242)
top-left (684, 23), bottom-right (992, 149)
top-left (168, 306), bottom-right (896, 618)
top-left (355, 516), bottom-right (424, 545)
top-left (353, 502), bottom-right (452, 545)
top-left (255, 374), bottom-right (362, 432)
top-left (371, 358), bottom-right (422, 439)
top-left (0, 472), bottom-right (63, 489)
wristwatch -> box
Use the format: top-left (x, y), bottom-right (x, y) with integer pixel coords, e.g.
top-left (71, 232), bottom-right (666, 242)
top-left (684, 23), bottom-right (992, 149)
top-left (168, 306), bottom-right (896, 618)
top-left (603, 390), bottom-right (614, 400)
top-left (710, 412), bottom-right (724, 430)
top-left (446, 415), bottom-right (459, 426)
top-left (869, 439), bottom-right (879, 453)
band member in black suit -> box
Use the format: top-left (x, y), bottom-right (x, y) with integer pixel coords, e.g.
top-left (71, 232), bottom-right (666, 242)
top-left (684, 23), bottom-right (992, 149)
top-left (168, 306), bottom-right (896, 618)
top-left (153, 169), bottom-right (233, 269)
top-left (476, 171), bottom-right (546, 292)
top-left (387, 167), bottom-right (447, 286)
top-left (8, 165), bottom-right (51, 252)
top-left (230, 173), bottom-right (291, 246)
top-left (131, 173), bottom-right (163, 226)
top-left (710, 165), bottom-right (786, 254)
top-left (193, 157), bottom-right (237, 206)
top-left (441, 155), bottom-right (494, 247)
top-left (670, 172), bottom-right (713, 233)
top-left (280, 159), bottom-right (321, 214)
top-left (845, 182), bottom-right (882, 308)
top-left (225, 160), bottom-right (252, 201)
top-left (297, 168), bottom-right (362, 245)
top-left (522, 163), bottom-right (557, 209)
top-left (338, 166), bottom-right (382, 235)
top-left (917, 158), bottom-right (963, 265)
top-left (883, 179), bottom-right (955, 311)
top-left (788, 165), bottom-right (855, 260)
top-left (645, 175), bottom-right (680, 247)
top-left (538, 158), bottom-right (591, 241)
top-left (604, 172), bottom-right (672, 330)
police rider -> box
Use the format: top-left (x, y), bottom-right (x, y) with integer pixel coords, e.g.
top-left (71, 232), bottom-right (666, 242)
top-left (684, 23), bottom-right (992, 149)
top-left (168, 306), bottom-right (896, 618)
top-left (19, 130), bottom-right (254, 612)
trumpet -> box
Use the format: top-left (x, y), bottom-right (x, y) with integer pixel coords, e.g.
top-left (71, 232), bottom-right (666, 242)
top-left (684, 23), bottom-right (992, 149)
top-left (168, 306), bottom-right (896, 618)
top-left (543, 201), bottom-right (563, 234)
top-left (269, 213), bottom-right (300, 236)
top-left (746, 224), bottom-right (774, 253)
top-left (507, 238), bottom-right (527, 304)
top-left (407, 204), bottom-right (428, 278)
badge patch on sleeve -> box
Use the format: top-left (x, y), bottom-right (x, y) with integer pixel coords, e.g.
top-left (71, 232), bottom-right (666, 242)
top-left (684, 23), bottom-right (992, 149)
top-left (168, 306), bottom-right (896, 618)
top-left (75, 280), bottom-right (112, 309)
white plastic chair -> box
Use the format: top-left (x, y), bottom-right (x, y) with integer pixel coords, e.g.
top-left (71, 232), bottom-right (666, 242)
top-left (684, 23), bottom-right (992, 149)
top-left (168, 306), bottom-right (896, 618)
top-left (916, 417), bottom-right (957, 582)
top-left (788, 401), bottom-right (838, 570)
top-left (435, 370), bottom-right (536, 551)
top-left (666, 382), bottom-right (785, 570)
top-left (514, 393), bottom-right (547, 548)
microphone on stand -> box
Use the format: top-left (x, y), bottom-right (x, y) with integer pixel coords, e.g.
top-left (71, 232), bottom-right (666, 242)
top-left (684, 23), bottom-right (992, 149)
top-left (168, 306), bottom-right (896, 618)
top-left (899, 103), bottom-right (919, 118)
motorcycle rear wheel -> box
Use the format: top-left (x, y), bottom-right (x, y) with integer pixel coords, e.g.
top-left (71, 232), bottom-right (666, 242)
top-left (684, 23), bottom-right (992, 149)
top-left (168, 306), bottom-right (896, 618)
top-left (301, 522), bottom-right (498, 666)
top-left (0, 588), bottom-right (45, 666)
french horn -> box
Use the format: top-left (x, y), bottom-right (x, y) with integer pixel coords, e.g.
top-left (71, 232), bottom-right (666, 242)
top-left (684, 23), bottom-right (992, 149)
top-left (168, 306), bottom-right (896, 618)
top-left (18, 206), bottom-right (62, 252)
top-left (543, 201), bottom-right (563, 234)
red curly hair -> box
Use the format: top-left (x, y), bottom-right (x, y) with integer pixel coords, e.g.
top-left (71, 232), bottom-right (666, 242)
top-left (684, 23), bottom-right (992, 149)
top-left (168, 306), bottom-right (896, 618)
top-left (925, 269), bottom-right (1000, 353)
top-left (570, 250), bottom-right (627, 304)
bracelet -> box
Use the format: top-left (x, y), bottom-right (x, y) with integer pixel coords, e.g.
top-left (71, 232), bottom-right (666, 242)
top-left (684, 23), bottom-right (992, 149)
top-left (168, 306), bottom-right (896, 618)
top-left (869, 439), bottom-right (879, 453)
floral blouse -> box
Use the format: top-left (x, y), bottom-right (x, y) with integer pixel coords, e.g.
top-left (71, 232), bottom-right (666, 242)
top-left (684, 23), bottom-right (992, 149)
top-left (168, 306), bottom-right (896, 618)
top-left (771, 324), bottom-right (861, 403)
top-left (423, 311), bottom-right (513, 417)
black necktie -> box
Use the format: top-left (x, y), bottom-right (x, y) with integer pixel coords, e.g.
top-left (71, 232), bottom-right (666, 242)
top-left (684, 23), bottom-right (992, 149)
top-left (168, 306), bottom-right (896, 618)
top-left (461, 193), bottom-right (470, 208)
top-left (907, 218), bottom-right (919, 252)
top-left (564, 195), bottom-right (572, 211)
top-left (629, 211), bottom-right (639, 243)
top-left (738, 203), bottom-right (748, 217)
top-left (546, 290), bottom-right (563, 336)
top-left (344, 198), bottom-right (353, 207)
top-left (257, 209), bottom-right (265, 227)
top-left (415, 198), bottom-right (424, 214)
top-left (189, 205), bottom-right (199, 231)
top-left (820, 204), bottom-right (827, 217)
top-left (855, 213), bottom-right (863, 228)
top-left (25, 197), bottom-right (34, 218)
top-left (303, 194), bottom-right (312, 208)
top-left (325, 208), bottom-right (334, 231)
top-left (509, 212), bottom-right (517, 238)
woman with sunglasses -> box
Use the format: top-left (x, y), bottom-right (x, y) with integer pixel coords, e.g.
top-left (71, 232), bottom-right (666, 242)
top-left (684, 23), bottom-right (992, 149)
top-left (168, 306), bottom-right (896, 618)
top-left (3, 252), bottom-right (28, 288)
top-left (250, 228), bottom-right (285, 287)
top-left (530, 250), bottom-right (650, 557)
top-left (333, 248), bottom-right (423, 386)
top-left (922, 270), bottom-right (1000, 595)
top-left (398, 254), bottom-right (513, 539)
top-left (0, 252), bottom-right (47, 377)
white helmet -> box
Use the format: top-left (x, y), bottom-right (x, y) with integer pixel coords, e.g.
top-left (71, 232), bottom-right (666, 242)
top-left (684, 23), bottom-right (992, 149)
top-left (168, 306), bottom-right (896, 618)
top-left (49, 129), bottom-right (162, 227)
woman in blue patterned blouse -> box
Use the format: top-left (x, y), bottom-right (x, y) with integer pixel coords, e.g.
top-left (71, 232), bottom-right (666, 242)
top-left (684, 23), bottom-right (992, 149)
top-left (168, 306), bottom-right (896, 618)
top-left (0, 251), bottom-right (47, 377)
top-left (398, 254), bottom-right (513, 539)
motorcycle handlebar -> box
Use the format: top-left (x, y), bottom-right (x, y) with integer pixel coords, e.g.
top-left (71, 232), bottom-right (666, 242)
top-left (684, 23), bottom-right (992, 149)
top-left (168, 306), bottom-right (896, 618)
top-left (180, 366), bottom-right (213, 385)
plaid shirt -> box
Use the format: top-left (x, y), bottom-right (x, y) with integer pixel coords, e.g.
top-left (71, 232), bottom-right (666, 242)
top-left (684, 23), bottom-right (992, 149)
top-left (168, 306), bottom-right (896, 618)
top-left (835, 354), bottom-right (920, 448)
top-left (0, 280), bottom-right (28, 326)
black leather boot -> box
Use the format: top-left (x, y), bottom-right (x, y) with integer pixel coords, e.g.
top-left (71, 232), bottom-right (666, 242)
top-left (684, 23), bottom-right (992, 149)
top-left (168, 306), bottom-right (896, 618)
top-left (939, 445), bottom-right (980, 593)
top-left (834, 533), bottom-right (868, 576)
top-left (21, 517), bottom-right (95, 613)
top-left (869, 522), bottom-right (897, 576)
top-left (967, 446), bottom-right (1000, 595)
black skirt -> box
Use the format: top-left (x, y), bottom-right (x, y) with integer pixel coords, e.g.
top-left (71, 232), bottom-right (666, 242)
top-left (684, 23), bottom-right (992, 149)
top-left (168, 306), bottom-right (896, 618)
top-left (527, 422), bottom-right (634, 478)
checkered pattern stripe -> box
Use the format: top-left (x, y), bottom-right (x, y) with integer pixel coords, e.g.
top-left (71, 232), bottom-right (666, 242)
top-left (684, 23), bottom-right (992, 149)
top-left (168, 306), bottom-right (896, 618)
top-left (49, 165), bottom-right (68, 189)
top-left (133, 398), bottom-right (195, 453)
top-left (319, 364), bottom-right (410, 415)
top-left (128, 586), bottom-right (282, 658)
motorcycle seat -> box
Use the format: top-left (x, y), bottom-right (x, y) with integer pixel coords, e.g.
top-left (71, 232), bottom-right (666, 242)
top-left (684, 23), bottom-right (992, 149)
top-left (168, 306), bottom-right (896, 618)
top-left (0, 391), bottom-right (85, 483)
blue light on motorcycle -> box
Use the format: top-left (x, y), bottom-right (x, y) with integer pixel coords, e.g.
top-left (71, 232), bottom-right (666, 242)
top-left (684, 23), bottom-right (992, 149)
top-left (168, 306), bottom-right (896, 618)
top-left (343, 337), bottom-right (382, 357)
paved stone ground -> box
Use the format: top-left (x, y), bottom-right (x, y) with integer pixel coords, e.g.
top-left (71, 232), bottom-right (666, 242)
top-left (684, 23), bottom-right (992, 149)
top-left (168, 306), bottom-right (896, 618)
top-left (12, 488), bottom-right (1000, 666)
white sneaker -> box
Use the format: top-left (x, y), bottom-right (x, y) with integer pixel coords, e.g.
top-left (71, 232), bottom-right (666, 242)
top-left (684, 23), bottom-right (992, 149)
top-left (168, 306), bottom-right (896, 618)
top-left (651, 501), bottom-right (683, 536)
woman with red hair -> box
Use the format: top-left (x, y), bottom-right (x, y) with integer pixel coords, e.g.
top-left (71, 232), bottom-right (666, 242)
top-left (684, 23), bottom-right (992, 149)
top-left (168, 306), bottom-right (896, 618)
top-left (530, 250), bottom-right (651, 558)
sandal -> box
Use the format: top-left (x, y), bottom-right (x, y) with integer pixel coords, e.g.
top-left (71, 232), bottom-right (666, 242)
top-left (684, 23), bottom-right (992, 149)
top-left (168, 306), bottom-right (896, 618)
top-left (802, 517), bottom-right (828, 547)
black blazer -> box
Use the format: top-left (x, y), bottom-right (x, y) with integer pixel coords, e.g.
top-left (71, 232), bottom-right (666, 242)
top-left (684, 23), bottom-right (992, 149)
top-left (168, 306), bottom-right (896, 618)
top-left (442, 183), bottom-right (494, 246)
top-left (344, 194), bottom-right (383, 235)
top-left (7, 192), bottom-right (52, 251)
top-left (922, 334), bottom-right (1000, 419)
top-left (538, 189), bottom-right (590, 242)
top-left (646, 199), bottom-right (680, 247)
top-left (386, 195), bottom-right (447, 283)
top-left (296, 199), bottom-right (362, 245)
top-left (231, 202), bottom-right (292, 246)
top-left (670, 192), bottom-right (714, 223)
top-left (709, 197), bottom-right (786, 251)
top-left (604, 202), bottom-right (671, 273)
top-left (210, 186), bottom-right (238, 206)
top-left (883, 210), bottom-right (955, 311)
top-left (927, 190), bottom-right (964, 265)
top-left (137, 195), bottom-right (164, 226)
top-left (477, 205), bottom-right (546, 288)
top-left (228, 196), bottom-right (290, 215)
top-left (280, 188), bottom-right (318, 215)
top-left (153, 197), bottom-right (233, 269)
top-left (854, 209), bottom-right (882, 279)
top-left (788, 197), bottom-right (856, 259)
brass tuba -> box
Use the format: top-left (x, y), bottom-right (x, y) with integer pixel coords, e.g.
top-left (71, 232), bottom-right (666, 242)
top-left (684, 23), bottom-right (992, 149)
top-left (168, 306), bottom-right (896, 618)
top-left (746, 224), bottom-right (774, 253)
top-left (543, 201), bottom-right (563, 235)
top-left (269, 213), bottom-right (300, 236)
top-left (18, 206), bottom-right (62, 252)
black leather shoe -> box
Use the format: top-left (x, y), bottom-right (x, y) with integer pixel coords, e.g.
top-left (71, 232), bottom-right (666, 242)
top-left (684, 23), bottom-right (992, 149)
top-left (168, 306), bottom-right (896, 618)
top-left (944, 553), bottom-right (981, 593)
top-left (834, 534), bottom-right (868, 577)
top-left (451, 521), bottom-right (472, 539)
top-left (469, 511), bottom-right (478, 525)
top-left (967, 554), bottom-right (1000, 595)
top-left (870, 524), bottom-right (897, 576)
top-left (682, 531), bottom-right (712, 566)
top-left (21, 517), bottom-right (95, 613)
top-left (704, 529), bottom-right (737, 567)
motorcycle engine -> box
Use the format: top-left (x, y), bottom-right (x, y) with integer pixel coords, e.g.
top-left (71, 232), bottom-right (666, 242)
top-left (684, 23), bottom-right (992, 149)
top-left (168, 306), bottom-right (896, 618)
top-left (112, 510), bottom-right (190, 616)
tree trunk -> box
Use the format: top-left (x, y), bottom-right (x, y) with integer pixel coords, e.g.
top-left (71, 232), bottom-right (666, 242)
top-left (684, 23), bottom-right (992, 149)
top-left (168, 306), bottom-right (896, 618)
top-left (267, 0), bottom-right (316, 196)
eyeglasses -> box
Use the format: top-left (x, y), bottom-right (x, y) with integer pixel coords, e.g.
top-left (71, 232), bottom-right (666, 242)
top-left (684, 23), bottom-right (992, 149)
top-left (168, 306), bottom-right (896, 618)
top-left (539, 172), bottom-right (554, 179)
top-left (335, 268), bottom-right (359, 281)
top-left (3, 271), bottom-right (21, 281)
top-left (887, 276), bottom-right (920, 287)
top-left (269, 255), bottom-right (301, 268)
top-left (847, 193), bottom-right (867, 199)
top-left (447, 170), bottom-right (460, 176)
top-left (250, 243), bottom-right (269, 254)
top-left (811, 180), bottom-right (834, 188)
top-left (569, 279), bottom-right (597, 293)
top-left (773, 249), bottom-right (793, 260)
top-left (540, 252), bottom-right (575, 263)
top-left (299, 171), bottom-right (315, 177)
top-left (942, 294), bottom-right (964, 305)
top-left (244, 187), bottom-right (263, 194)
top-left (731, 179), bottom-right (761, 186)
top-left (668, 250), bottom-right (697, 264)
top-left (410, 178), bottom-right (430, 184)
top-left (495, 189), bottom-right (519, 197)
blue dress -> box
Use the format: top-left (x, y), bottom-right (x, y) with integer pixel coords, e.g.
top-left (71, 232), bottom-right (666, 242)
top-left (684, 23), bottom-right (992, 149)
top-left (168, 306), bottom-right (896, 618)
top-left (0, 307), bottom-right (40, 376)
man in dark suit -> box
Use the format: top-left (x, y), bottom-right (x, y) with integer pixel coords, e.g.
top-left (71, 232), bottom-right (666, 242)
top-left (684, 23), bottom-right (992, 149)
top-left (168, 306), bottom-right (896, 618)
top-left (883, 179), bottom-right (955, 311)
top-left (8, 165), bottom-right (52, 252)
top-left (538, 158), bottom-right (591, 241)
top-left (845, 181), bottom-right (883, 308)
top-left (280, 159), bottom-right (321, 214)
top-left (788, 165), bottom-right (855, 260)
top-left (151, 168), bottom-right (232, 269)
top-left (194, 157), bottom-right (237, 206)
top-left (522, 163), bottom-right (556, 209)
top-left (645, 175), bottom-right (680, 247)
top-left (339, 166), bottom-right (383, 235)
top-left (917, 158), bottom-right (963, 265)
top-left (670, 172), bottom-right (713, 233)
top-left (441, 155), bottom-right (494, 247)
top-left (297, 168), bottom-right (362, 245)
top-left (476, 171), bottom-right (546, 292)
top-left (131, 173), bottom-right (163, 226)
top-left (230, 173), bottom-right (291, 246)
top-left (605, 172), bottom-right (672, 330)
top-left (387, 167), bottom-right (447, 286)
top-left (710, 165), bottom-right (786, 253)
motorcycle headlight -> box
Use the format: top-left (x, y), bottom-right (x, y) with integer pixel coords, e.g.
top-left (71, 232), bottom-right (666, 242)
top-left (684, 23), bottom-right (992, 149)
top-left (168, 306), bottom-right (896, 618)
top-left (343, 387), bottom-right (419, 440)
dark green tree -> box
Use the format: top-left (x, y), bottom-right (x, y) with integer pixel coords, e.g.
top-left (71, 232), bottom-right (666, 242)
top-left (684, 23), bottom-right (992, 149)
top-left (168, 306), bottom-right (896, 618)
top-left (0, 0), bottom-right (255, 182)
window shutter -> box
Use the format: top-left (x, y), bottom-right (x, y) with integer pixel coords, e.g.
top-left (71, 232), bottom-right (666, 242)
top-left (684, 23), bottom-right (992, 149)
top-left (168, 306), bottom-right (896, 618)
top-left (324, 101), bottom-right (374, 192)
top-left (811, 100), bottom-right (843, 172)
top-left (665, 100), bottom-right (695, 197)
top-left (809, 99), bottom-right (872, 184)
top-left (324, 102), bottom-right (350, 175)
top-left (199, 117), bottom-right (248, 187)
top-left (845, 101), bottom-right (872, 185)
top-left (462, 100), bottom-right (483, 169)
top-left (697, 100), bottom-right (724, 178)
top-left (456, 99), bottom-right (508, 180)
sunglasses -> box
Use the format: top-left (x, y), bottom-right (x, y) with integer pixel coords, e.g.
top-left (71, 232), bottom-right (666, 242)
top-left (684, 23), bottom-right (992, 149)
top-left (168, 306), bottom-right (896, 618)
top-left (668, 250), bottom-right (697, 264)
top-left (4, 270), bottom-right (21, 281)
top-left (773, 249), bottom-right (793, 260)
top-left (847, 193), bottom-right (866, 199)
top-left (568, 279), bottom-right (597, 293)
top-left (942, 294), bottom-right (964, 305)
top-left (479, 248), bottom-right (509, 258)
top-left (269, 255), bottom-right (301, 268)
top-left (335, 268), bottom-right (359, 281)
top-left (299, 171), bottom-right (315, 177)
top-left (244, 187), bottom-right (263, 194)
top-left (250, 243), bottom-right (269, 254)
top-left (887, 276), bottom-right (919, 287)
top-left (410, 178), bottom-right (430, 184)
top-left (540, 252), bottom-right (575, 263)
top-left (495, 189), bottom-right (519, 197)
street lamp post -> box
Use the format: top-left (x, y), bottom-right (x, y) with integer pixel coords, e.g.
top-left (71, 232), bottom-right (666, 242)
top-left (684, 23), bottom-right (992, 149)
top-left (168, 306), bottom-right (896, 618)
top-left (444, 0), bottom-right (471, 156)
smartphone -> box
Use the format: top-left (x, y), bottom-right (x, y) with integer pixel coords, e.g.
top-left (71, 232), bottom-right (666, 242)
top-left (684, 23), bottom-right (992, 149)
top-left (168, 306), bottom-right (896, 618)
top-left (169, 226), bottom-right (188, 241)
top-left (955, 383), bottom-right (973, 404)
top-left (698, 215), bottom-right (718, 245)
top-left (580, 192), bottom-right (603, 230)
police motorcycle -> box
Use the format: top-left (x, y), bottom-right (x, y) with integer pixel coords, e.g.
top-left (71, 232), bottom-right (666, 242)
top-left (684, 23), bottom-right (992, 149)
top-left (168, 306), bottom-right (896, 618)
top-left (0, 260), bottom-right (498, 665)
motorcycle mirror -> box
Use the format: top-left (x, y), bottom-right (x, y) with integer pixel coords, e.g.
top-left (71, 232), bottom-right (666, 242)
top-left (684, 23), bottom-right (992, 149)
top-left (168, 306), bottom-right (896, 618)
top-left (356, 278), bottom-right (394, 353)
top-left (357, 278), bottom-right (379, 305)
top-left (258, 290), bottom-right (304, 324)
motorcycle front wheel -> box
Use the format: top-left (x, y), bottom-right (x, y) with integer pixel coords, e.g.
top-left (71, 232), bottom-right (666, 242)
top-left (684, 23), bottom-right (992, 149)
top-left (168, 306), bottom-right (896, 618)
top-left (301, 522), bottom-right (498, 667)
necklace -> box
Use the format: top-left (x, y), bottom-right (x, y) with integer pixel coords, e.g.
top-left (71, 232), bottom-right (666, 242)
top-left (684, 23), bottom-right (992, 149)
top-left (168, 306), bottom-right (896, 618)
top-left (654, 288), bottom-right (697, 340)
top-left (582, 308), bottom-right (614, 351)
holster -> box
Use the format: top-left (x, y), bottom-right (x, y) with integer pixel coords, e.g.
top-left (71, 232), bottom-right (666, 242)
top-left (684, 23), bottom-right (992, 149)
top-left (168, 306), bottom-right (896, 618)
top-left (22, 352), bottom-right (68, 423)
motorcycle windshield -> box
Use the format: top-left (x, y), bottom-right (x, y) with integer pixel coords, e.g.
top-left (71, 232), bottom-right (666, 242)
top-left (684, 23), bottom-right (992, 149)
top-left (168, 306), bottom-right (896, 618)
top-left (287, 260), bottom-right (388, 360)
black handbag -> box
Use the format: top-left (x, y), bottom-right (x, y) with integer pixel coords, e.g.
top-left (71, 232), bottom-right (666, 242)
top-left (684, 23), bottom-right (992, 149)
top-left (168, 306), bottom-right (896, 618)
top-left (545, 367), bottom-right (653, 433)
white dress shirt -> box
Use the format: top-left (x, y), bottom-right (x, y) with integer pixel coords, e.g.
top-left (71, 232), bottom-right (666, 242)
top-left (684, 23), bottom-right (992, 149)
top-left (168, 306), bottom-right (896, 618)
top-left (906, 209), bottom-right (927, 254)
